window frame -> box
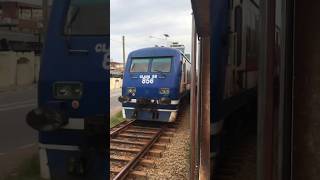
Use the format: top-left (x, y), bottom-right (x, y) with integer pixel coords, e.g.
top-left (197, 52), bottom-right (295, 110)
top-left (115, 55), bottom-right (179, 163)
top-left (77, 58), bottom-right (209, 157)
top-left (129, 56), bottom-right (173, 73)
top-left (62, 0), bottom-right (109, 37)
top-left (150, 57), bottom-right (173, 73)
top-left (129, 58), bottom-right (151, 73)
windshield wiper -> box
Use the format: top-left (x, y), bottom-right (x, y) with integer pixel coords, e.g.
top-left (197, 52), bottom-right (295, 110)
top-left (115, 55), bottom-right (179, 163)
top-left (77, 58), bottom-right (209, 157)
top-left (66, 6), bottom-right (80, 31)
top-left (65, 7), bottom-right (78, 49)
top-left (64, 7), bottom-right (89, 55)
top-left (153, 70), bottom-right (166, 78)
top-left (153, 69), bottom-right (163, 73)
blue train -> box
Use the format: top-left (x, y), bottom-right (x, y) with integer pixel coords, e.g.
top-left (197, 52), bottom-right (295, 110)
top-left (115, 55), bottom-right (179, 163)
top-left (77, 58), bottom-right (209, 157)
top-left (26, 0), bottom-right (108, 179)
top-left (119, 47), bottom-right (191, 122)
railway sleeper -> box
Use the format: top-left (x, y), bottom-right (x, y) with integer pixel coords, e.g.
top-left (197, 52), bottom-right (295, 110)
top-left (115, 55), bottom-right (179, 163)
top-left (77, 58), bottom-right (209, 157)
top-left (126, 129), bottom-right (158, 134)
top-left (110, 141), bottom-right (165, 150)
top-left (152, 143), bottom-right (166, 150)
top-left (110, 146), bottom-right (141, 153)
top-left (159, 136), bottom-right (171, 143)
top-left (110, 156), bottom-right (155, 167)
top-left (132, 126), bottom-right (161, 131)
top-left (164, 127), bottom-right (177, 132)
top-left (147, 149), bottom-right (162, 158)
top-left (118, 133), bottom-right (153, 139)
top-left (110, 146), bottom-right (163, 157)
top-left (111, 167), bottom-right (147, 180)
top-left (111, 139), bottom-right (147, 146)
top-left (163, 132), bottom-right (174, 137)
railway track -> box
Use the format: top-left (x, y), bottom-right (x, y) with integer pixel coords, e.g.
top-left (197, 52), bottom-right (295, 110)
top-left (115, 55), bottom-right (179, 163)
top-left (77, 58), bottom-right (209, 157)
top-left (110, 120), bottom-right (177, 180)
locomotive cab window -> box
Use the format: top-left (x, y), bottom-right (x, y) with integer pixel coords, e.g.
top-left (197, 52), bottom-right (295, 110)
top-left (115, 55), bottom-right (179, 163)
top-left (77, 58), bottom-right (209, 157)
top-left (151, 57), bottom-right (172, 73)
top-left (130, 58), bottom-right (150, 72)
top-left (64, 0), bottom-right (108, 35)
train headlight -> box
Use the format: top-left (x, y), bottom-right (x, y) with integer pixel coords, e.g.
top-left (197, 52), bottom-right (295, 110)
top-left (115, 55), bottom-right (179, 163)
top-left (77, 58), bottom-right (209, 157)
top-left (159, 88), bottom-right (170, 95)
top-left (159, 97), bottom-right (171, 105)
top-left (127, 87), bottom-right (136, 94)
top-left (54, 82), bottom-right (83, 99)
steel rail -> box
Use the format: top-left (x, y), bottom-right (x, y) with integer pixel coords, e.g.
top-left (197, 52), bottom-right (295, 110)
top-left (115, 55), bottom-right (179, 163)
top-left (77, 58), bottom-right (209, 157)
top-left (110, 120), bottom-right (135, 138)
top-left (112, 126), bottom-right (164, 180)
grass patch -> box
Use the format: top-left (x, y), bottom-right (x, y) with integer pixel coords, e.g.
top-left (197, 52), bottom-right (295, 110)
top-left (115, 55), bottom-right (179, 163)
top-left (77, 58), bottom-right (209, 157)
top-left (110, 111), bottom-right (124, 128)
top-left (4, 154), bottom-right (42, 180)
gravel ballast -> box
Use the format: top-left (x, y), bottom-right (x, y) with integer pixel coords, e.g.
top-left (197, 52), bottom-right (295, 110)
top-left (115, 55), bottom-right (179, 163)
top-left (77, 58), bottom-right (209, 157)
top-left (145, 106), bottom-right (191, 180)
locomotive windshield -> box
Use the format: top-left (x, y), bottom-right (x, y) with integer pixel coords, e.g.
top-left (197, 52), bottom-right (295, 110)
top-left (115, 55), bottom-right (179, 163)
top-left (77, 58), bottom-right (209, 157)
top-left (130, 58), bottom-right (150, 72)
top-left (130, 57), bottom-right (172, 73)
top-left (64, 0), bottom-right (108, 35)
top-left (151, 57), bottom-right (171, 73)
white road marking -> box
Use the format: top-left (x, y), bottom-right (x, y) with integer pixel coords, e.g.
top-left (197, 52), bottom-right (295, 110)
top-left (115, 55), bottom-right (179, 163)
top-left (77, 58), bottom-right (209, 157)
top-left (18, 143), bottom-right (36, 150)
top-left (110, 92), bottom-right (121, 98)
top-left (0, 103), bottom-right (36, 112)
top-left (0, 99), bottom-right (36, 108)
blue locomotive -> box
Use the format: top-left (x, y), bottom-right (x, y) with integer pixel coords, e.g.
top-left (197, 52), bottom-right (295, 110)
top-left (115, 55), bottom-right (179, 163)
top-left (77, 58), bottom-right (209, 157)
top-left (119, 47), bottom-right (191, 122)
top-left (26, 0), bottom-right (108, 179)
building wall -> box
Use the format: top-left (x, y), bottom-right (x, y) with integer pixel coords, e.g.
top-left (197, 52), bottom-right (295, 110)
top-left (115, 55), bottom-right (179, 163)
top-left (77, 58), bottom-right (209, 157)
top-left (0, 51), bottom-right (39, 89)
top-left (110, 78), bottom-right (122, 90)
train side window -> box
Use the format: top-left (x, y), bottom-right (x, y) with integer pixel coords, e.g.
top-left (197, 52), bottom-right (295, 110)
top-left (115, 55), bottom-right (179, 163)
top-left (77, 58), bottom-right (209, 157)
top-left (234, 6), bottom-right (242, 66)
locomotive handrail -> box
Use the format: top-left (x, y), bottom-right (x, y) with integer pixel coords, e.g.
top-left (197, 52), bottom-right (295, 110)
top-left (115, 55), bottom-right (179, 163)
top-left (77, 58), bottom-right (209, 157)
top-left (68, 49), bottom-right (89, 55)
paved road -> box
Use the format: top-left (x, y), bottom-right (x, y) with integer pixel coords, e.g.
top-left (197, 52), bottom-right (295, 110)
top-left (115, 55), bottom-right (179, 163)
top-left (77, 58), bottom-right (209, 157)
top-left (0, 86), bottom-right (38, 176)
top-left (110, 89), bottom-right (122, 117)
top-left (0, 86), bottom-right (38, 154)
top-left (0, 86), bottom-right (122, 176)
top-left (0, 87), bottom-right (122, 153)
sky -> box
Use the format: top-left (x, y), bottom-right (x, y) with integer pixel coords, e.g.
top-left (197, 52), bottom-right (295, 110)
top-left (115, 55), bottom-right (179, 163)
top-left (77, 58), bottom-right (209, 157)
top-left (110, 0), bottom-right (192, 63)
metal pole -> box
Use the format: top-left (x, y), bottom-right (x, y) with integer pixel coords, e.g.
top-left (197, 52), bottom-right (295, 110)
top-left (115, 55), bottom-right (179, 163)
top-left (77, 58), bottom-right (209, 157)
top-left (190, 15), bottom-right (198, 180)
top-left (199, 36), bottom-right (211, 180)
top-left (122, 36), bottom-right (126, 68)
top-left (257, 0), bottom-right (276, 179)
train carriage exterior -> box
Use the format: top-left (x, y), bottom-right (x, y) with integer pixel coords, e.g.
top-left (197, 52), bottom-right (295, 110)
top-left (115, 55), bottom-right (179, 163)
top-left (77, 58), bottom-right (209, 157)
top-left (26, 0), bottom-right (109, 179)
top-left (209, 0), bottom-right (260, 163)
top-left (119, 47), bottom-right (191, 122)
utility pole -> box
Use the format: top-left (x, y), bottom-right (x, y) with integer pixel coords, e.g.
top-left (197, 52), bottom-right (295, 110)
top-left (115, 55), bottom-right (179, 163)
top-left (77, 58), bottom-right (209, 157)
top-left (163, 34), bottom-right (169, 47)
top-left (122, 36), bottom-right (126, 68)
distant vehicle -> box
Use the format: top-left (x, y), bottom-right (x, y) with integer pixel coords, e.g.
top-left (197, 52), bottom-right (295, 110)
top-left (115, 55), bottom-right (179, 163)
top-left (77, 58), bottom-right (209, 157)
top-left (26, 0), bottom-right (109, 179)
top-left (119, 47), bottom-right (191, 122)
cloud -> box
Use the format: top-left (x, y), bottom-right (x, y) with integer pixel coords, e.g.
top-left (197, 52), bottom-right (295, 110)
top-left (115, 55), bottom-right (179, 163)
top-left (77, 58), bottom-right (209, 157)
top-left (111, 0), bottom-right (192, 62)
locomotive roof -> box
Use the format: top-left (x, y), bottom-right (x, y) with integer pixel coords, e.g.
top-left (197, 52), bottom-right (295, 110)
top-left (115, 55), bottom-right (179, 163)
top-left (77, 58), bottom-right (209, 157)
top-left (128, 47), bottom-right (182, 58)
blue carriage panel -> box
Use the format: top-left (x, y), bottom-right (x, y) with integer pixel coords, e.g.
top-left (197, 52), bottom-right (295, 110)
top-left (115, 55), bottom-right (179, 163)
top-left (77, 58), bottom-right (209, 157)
top-left (39, 0), bottom-right (109, 118)
top-left (26, 0), bottom-right (109, 179)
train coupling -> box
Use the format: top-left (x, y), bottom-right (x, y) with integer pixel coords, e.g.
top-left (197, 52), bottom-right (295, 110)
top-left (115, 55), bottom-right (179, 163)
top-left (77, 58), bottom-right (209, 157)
top-left (118, 96), bottom-right (130, 103)
top-left (159, 97), bottom-right (171, 105)
top-left (26, 107), bottom-right (68, 132)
